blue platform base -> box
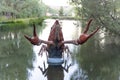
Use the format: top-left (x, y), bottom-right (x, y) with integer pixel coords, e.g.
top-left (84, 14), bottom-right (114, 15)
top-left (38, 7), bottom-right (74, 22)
top-left (47, 58), bottom-right (64, 65)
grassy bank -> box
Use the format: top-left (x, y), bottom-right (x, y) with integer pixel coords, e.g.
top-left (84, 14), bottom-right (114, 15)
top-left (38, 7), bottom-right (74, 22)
top-left (49, 16), bottom-right (76, 20)
top-left (0, 17), bottom-right (45, 31)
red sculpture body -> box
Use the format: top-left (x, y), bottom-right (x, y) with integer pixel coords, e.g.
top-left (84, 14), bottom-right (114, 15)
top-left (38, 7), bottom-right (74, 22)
top-left (24, 19), bottom-right (99, 58)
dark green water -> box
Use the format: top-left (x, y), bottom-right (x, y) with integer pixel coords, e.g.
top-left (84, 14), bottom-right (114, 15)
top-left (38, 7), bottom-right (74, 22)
top-left (0, 19), bottom-right (120, 80)
top-left (0, 25), bottom-right (33, 80)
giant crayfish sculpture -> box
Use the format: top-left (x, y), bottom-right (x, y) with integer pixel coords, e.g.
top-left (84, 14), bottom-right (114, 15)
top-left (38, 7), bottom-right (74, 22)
top-left (24, 19), bottom-right (99, 65)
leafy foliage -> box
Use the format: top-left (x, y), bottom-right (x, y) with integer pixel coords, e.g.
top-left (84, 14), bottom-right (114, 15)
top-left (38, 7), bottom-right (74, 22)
top-left (0, 0), bottom-right (47, 19)
top-left (59, 7), bottom-right (64, 16)
top-left (70, 0), bottom-right (120, 35)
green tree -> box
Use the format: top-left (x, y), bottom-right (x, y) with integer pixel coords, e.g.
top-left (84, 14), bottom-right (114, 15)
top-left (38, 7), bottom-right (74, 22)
top-left (59, 6), bottom-right (64, 16)
top-left (0, 0), bottom-right (47, 19)
top-left (70, 0), bottom-right (120, 35)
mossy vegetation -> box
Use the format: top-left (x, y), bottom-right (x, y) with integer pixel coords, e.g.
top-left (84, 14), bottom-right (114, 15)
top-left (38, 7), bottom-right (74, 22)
top-left (0, 17), bottom-right (45, 31)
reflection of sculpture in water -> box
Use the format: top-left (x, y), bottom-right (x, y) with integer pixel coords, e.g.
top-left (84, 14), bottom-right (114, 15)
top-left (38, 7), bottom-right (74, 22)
top-left (38, 60), bottom-right (72, 80)
top-left (47, 65), bottom-right (64, 80)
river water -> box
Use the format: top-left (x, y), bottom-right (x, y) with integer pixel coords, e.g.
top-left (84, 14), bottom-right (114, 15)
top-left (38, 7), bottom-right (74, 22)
top-left (0, 19), bottom-right (120, 80)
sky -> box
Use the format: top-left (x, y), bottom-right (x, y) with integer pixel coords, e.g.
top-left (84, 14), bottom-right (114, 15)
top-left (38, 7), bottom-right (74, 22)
top-left (42, 0), bottom-right (70, 6)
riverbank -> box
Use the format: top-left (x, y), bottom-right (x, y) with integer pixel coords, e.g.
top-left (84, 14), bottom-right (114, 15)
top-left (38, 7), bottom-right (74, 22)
top-left (50, 16), bottom-right (76, 20)
top-left (0, 17), bottom-right (45, 29)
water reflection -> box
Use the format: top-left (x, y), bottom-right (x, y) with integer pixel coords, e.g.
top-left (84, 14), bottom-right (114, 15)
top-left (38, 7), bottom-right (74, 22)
top-left (0, 19), bottom-right (120, 80)
top-left (46, 65), bottom-right (64, 80)
top-left (76, 30), bottom-right (120, 80)
top-left (0, 26), bottom-right (37, 80)
top-left (38, 62), bottom-right (72, 80)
